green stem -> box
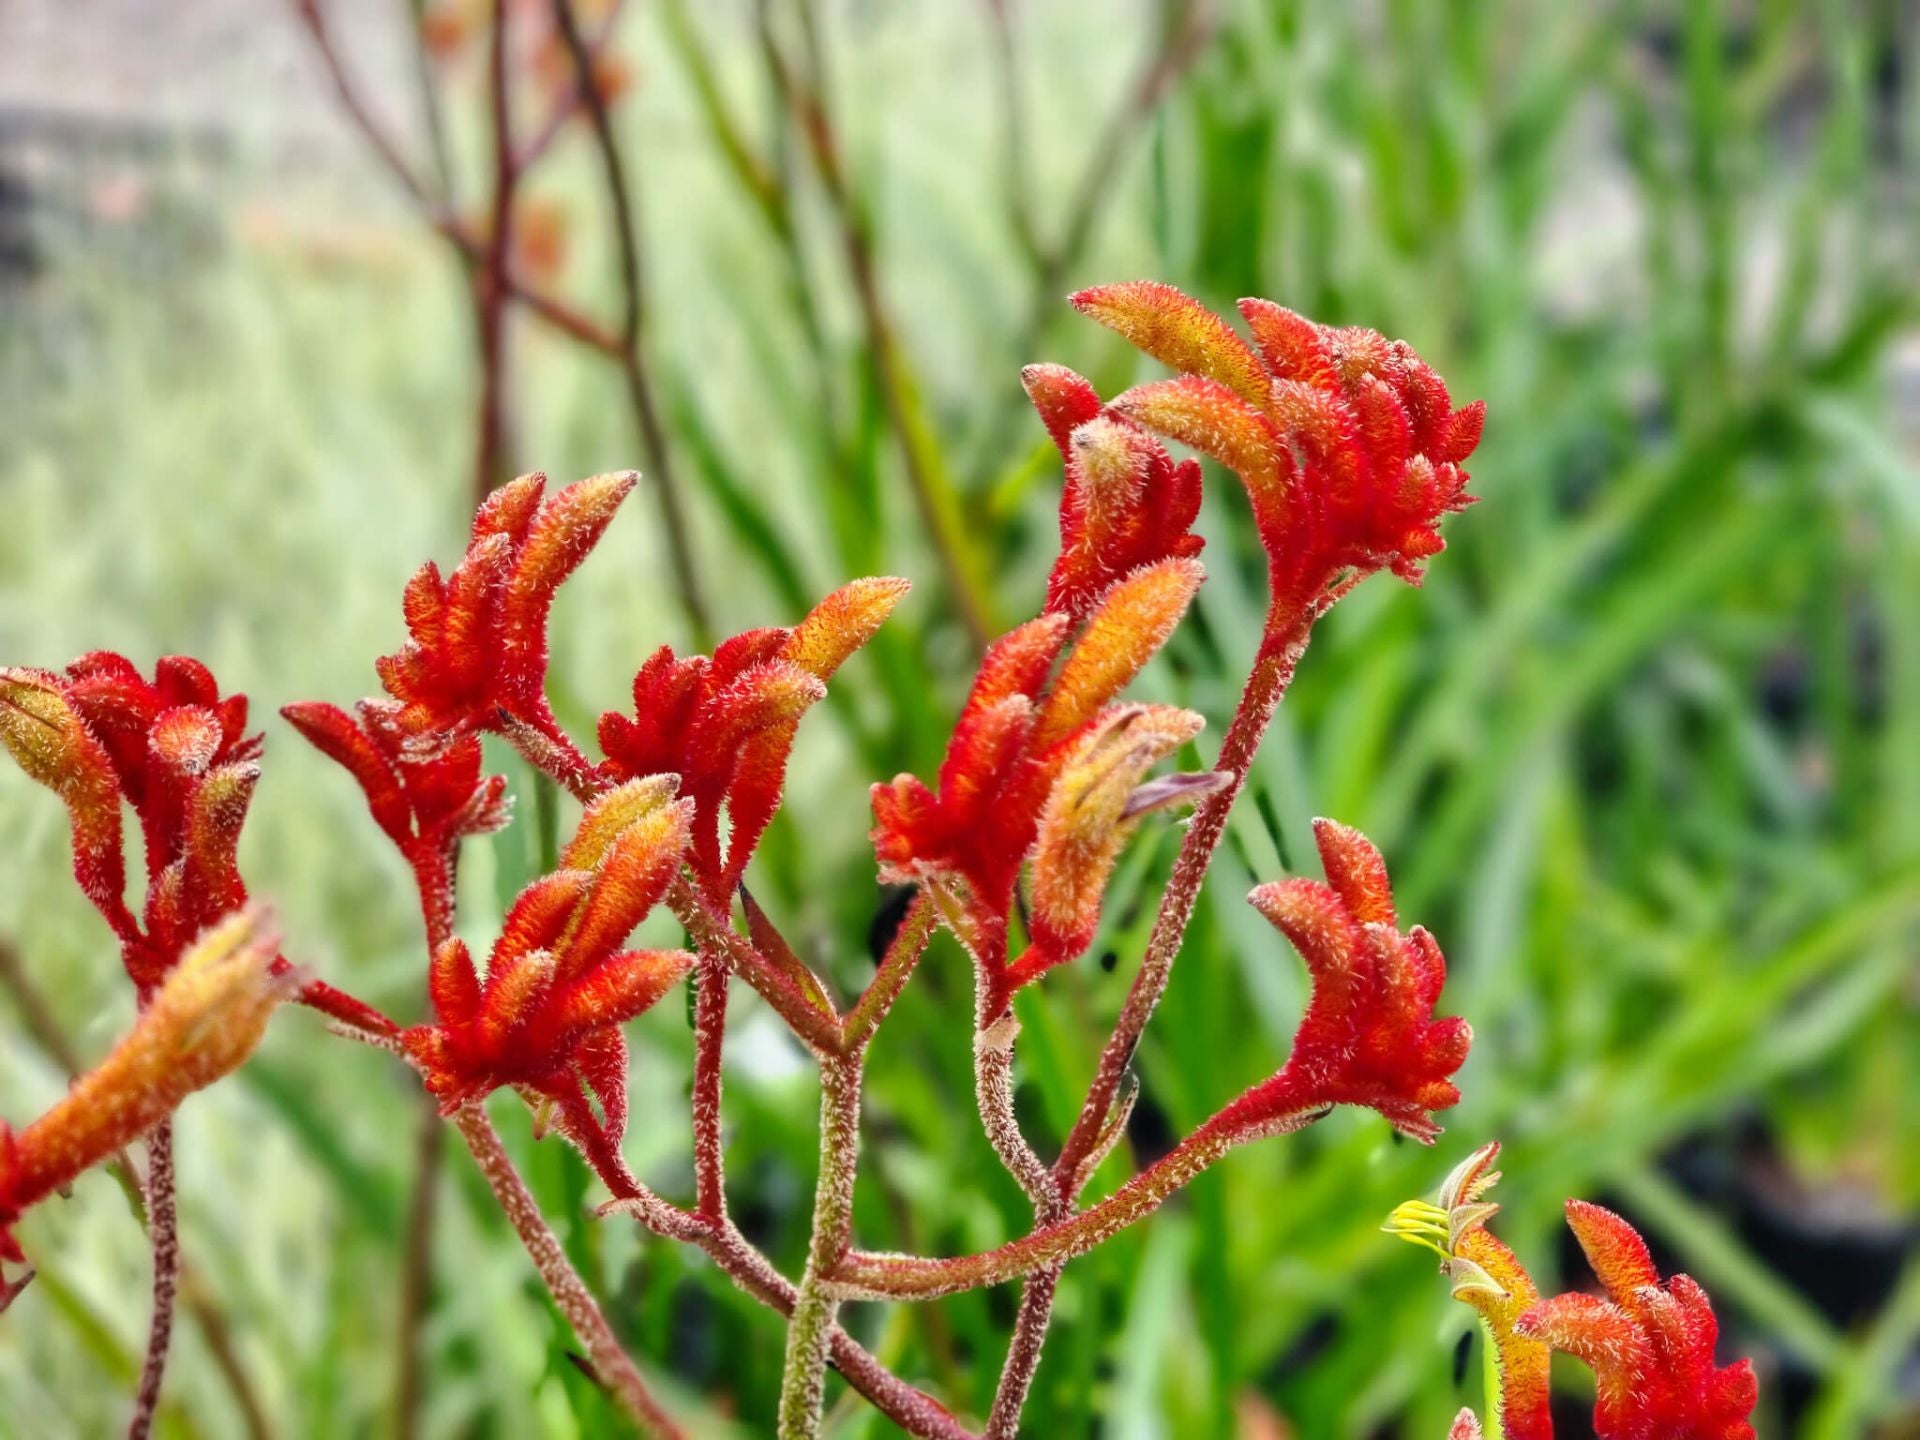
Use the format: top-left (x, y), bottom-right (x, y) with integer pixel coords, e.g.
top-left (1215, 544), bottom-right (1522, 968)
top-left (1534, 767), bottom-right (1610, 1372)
top-left (779, 1054), bottom-right (863, 1439)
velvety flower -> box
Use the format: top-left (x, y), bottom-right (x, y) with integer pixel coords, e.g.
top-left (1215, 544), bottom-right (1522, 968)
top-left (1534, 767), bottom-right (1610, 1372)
top-left (0, 907), bottom-right (292, 1262)
top-left (2, 654), bottom-right (262, 990)
top-left (1072, 282), bottom-right (1485, 618)
top-left (1519, 1200), bottom-right (1758, 1440)
top-left (1388, 1142), bottom-right (1759, 1440)
top-left (1385, 1143), bottom-right (1552, 1440)
top-left (598, 577), bottom-right (908, 902)
top-left (377, 471), bottom-right (634, 750)
top-left (405, 778), bottom-right (694, 1138)
top-left (1020, 363), bottom-right (1204, 621)
top-left (871, 559), bottom-right (1214, 1008)
top-left (282, 698), bottom-right (510, 941)
top-left (1235, 819), bottom-right (1471, 1141)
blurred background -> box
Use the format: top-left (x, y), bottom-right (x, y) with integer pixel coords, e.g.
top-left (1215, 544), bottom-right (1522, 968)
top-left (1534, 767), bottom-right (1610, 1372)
top-left (2, 1), bottom-right (1917, 1435)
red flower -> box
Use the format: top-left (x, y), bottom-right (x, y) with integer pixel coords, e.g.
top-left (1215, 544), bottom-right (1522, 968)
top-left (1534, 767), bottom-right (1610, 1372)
top-left (1020, 363), bottom-right (1204, 621)
top-left (598, 577), bottom-right (909, 902)
top-left (1, 654), bottom-right (262, 990)
top-left (377, 471), bottom-right (634, 750)
top-left (1234, 819), bottom-right (1470, 1141)
top-left (1517, 1200), bottom-right (1758, 1440)
top-left (871, 559), bottom-right (1215, 1010)
top-left (282, 698), bottom-right (511, 943)
top-left (1071, 282), bottom-right (1485, 616)
top-left (405, 778), bottom-right (694, 1139)
top-left (1389, 1144), bottom-right (1758, 1440)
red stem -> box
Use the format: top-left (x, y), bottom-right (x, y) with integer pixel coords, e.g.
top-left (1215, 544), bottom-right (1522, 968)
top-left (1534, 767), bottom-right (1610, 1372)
top-left (128, 1120), bottom-right (179, 1440)
top-left (690, 950), bottom-right (728, 1219)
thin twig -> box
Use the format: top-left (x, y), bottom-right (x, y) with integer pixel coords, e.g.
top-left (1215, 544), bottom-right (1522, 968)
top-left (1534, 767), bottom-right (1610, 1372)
top-left (128, 1120), bottom-right (180, 1440)
top-left (453, 1105), bottom-right (683, 1438)
top-left (550, 0), bottom-right (713, 646)
top-left (763, 4), bottom-right (998, 650)
top-left (472, 0), bottom-right (520, 505)
top-left (393, 1094), bottom-right (444, 1440)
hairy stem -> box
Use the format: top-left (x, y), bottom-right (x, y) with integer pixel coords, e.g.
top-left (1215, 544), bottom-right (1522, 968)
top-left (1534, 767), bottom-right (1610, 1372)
top-left (831, 1088), bottom-right (1323, 1302)
top-left (1052, 615), bottom-right (1311, 1189)
top-left (842, 890), bottom-right (935, 1051)
top-left (129, 1120), bottom-right (179, 1440)
top-left (453, 1105), bottom-right (682, 1437)
top-left (779, 1054), bottom-right (862, 1439)
top-left (690, 950), bottom-right (728, 1219)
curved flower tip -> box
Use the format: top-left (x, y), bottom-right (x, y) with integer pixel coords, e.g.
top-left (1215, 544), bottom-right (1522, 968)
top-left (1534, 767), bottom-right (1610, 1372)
top-left (377, 471), bottom-right (635, 746)
top-left (1073, 281), bottom-right (1484, 607)
top-left (282, 699), bottom-right (510, 862)
top-left (1022, 364), bottom-right (1204, 621)
top-left (598, 579), bottom-right (901, 900)
top-left (1391, 1147), bottom-right (1759, 1440)
top-left (1243, 818), bottom-right (1469, 1140)
top-left (1013, 705), bottom-right (1222, 993)
top-left (1516, 1201), bottom-right (1759, 1440)
top-left (0, 905), bottom-right (292, 1262)
top-left (406, 788), bottom-right (695, 1137)
top-left (4, 653), bottom-right (266, 985)
top-left (872, 559), bottom-right (1205, 996)
top-left (1385, 1142), bottom-right (1552, 1440)
top-left (1448, 1411), bottom-right (1483, 1440)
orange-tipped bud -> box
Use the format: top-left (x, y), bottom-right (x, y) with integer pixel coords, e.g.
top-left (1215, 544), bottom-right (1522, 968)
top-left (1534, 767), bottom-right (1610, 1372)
top-left (0, 907), bottom-right (293, 1261)
top-left (1036, 558), bottom-right (1203, 745)
top-left (1019, 706), bottom-right (1218, 987)
top-left (406, 786), bottom-right (693, 1127)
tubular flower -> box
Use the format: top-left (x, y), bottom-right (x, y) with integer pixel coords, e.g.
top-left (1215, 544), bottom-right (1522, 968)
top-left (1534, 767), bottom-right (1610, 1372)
top-left (1518, 1200), bottom-right (1759, 1440)
top-left (405, 777), bottom-right (695, 1137)
top-left (376, 471), bottom-right (635, 750)
top-left (2, 653), bottom-right (263, 990)
top-left (1449, 1414), bottom-right (1485, 1440)
top-left (871, 559), bottom-right (1214, 1005)
top-left (1389, 1145), bottom-right (1759, 1440)
top-left (281, 697), bottom-right (511, 939)
top-left (1236, 819), bottom-right (1471, 1141)
top-left (597, 577), bottom-right (909, 902)
top-left (1021, 363), bottom-right (1204, 621)
top-left (1384, 1143), bottom-right (1552, 1440)
top-left (1022, 704), bottom-right (1226, 988)
top-left (1071, 281), bottom-right (1485, 615)
top-left (0, 907), bottom-right (293, 1263)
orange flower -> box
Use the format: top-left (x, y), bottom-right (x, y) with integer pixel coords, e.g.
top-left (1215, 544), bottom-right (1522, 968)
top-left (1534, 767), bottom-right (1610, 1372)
top-left (0, 907), bottom-right (293, 1263)
top-left (377, 471), bottom-right (634, 750)
top-left (871, 560), bottom-right (1214, 1008)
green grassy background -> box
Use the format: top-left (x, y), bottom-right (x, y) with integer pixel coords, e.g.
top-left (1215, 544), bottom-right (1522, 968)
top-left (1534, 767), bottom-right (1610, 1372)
top-left (2, 1), bottom-right (1917, 1435)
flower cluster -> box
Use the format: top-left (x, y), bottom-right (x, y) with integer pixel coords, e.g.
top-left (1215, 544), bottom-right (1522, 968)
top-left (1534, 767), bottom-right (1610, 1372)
top-left (403, 778), bottom-right (694, 1138)
top-left (376, 470), bottom-right (633, 753)
top-left (1020, 362), bottom-right (1204, 621)
top-left (0, 908), bottom-right (292, 1263)
top-left (1073, 281), bottom-right (1486, 617)
top-left (0, 654), bottom-right (259, 991)
top-left (1389, 1142), bottom-right (1759, 1440)
top-left (282, 698), bottom-right (511, 942)
top-left (871, 557), bottom-right (1220, 1010)
top-left (1225, 819), bottom-right (1471, 1142)
top-left (597, 578), bottom-right (908, 901)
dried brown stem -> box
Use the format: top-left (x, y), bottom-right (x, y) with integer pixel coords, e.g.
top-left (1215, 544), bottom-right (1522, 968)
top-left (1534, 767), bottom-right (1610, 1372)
top-left (550, 0), bottom-right (712, 647)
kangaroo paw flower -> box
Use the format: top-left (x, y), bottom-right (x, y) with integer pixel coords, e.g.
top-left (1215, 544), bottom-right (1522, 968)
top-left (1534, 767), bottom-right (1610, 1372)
top-left (1238, 819), bottom-right (1470, 1141)
top-left (404, 778), bottom-right (695, 1132)
top-left (0, 906), bottom-right (293, 1262)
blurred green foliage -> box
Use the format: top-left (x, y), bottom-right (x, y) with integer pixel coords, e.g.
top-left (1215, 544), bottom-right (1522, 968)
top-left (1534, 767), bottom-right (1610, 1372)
top-left (2, 1), bottom-right (1918, 1436)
